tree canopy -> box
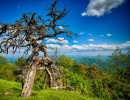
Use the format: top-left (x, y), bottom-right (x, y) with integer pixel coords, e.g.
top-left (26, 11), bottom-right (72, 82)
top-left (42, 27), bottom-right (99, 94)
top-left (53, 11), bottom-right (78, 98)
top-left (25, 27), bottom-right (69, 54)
top-left (0, 0), bottom-right (77, 56)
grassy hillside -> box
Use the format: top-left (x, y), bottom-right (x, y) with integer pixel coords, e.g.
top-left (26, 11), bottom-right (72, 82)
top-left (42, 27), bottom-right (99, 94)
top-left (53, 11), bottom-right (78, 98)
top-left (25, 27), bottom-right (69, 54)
top-left (0, 79), bottom-right (100, 100)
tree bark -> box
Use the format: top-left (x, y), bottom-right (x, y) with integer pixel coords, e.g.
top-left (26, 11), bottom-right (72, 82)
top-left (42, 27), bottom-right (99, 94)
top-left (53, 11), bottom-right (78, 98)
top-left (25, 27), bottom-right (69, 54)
top-left (45, 67), bottom-right (53, 88)
top-left (21, 56), bottom-right (38, 98)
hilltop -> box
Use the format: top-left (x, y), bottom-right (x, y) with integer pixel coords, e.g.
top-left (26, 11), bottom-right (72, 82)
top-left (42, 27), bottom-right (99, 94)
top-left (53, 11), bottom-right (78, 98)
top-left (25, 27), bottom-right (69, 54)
top-left (0, 79), bottom-right (99, 100)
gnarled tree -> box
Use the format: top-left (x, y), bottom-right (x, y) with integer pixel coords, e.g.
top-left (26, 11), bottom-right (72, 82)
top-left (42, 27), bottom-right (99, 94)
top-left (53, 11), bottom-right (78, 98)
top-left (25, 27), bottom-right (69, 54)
top-left (0, 0), bottom-right (77, 98)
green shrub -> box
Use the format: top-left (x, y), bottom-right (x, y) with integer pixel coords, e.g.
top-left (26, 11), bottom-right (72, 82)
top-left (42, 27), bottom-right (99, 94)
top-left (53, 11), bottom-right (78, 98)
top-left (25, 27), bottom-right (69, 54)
top-left (0, 55), bottom-right (16, 81)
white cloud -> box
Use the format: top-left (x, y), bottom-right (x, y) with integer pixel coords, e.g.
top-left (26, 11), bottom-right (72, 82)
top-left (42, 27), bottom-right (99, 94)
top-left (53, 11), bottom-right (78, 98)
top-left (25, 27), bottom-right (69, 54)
top-left (46, 38), bottom-right (68, 45)
top-left (47, 44), bottom-right (61, 49)
top-left (46, 41), bottom-right (130, 54)
top-left (81, 0), bottom-right (125, 17)
top-left (71, 45), bottom-right (85, 51)
top-left (79, 31), bottom-right (85, 35)
top-left (88, 33), bottom-right (92, 36)
top-left (73, 40), bottom-right (78, 43)
top-left (37, 40), bottom-right (42, 44)
top-left (100, 35), bottom-right (104, 37)
top-left (59, 26), bottom-right (64, 30)
top-left (44, 38), bottom-right (49, 40)
top-left (46, 44), bottom-right (71, 53)
top-left (0, 37), bottom-right (3, 42)
top-left (106, 34), bottom-right (112, 37)
top-left (88, 39), bottom-right (95, 42)
top-left (58, 37), bottom-right (64, 40)
top-left (1, 41), bottom-right (130, 57)
top-left (125, 41), bottom-right (130, 44)
top-left (81, 12), bottom-right (87, 16)
top-left (119, 41), bottom-right (130, 49)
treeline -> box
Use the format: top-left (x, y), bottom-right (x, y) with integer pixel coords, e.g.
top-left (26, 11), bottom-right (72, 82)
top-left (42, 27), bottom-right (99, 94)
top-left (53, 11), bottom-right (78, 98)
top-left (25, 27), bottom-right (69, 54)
top-left (74, 56), bottom-right (108, 69)
top-left (0, 48), bottom-right (130, 99)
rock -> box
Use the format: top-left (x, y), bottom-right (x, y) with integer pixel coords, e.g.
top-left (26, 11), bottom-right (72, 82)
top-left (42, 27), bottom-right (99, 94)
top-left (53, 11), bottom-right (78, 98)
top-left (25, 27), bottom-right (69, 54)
top-left (4, 91), bottom-right (12, 96)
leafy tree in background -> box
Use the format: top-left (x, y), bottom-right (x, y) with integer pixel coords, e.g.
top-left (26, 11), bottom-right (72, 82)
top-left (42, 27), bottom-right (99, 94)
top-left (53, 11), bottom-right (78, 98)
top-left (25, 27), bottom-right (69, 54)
top-left (0, 55), bottom-right (16, 81)
top-left (72, 64), bottom-right (88, 79)
top-left (123, 50), bottom-right (130, 82)
top-left (0, 55), bottom-right (8, 64)
top-left (58, 55), bottom-right (74, 68)
top-left (60, 66), bottom-right (92, 95)
top-left (14, 57), bottom-right (46, 91)
top-left (106, 48), bottom-right (130, 83)
top-left (106, 49), bottom-right (130, 99)
top-left (91, 49), bottom-right (130, 99)
top-left (33, 69), bottom-right (46, 91)
top-left (0, 0), bottom-right (77, 98)
top-left (14, 57), bottom-right (29, 88)
top-left (86, 63), bottom-right (103, 80)
top-left (107, 48), bottom-right (126, 73)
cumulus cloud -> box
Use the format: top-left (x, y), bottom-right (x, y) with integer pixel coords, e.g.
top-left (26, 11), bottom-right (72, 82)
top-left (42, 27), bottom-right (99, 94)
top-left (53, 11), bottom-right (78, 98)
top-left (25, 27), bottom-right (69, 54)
top-left (81, 12), bottom-right (87, 16)
top-left (46, 38), bottom-right (68, 45)
top-left (79, 31), bottom-right (85, 35)
top-left (73, 40), bottom-right (78, 43)
top-left (58, 37), bottom-right (64, 40)
top-left (88, 39), bottom-right (95, 42)
top-left (88, 33), bottom-right (92, 36)
top-left (119, 41), bottom-right (130, 50)
top-left (1, 41), bottom-right (130, 57)
top-left (47, 44), bottom-right (61, 49)
top-left (46, 44), bottom-right (71, 53)
top-left (106, 34), bottom-right (112, 37)
top-left (125, 41), bottom-right (130, 44)
top-left (81, 0), bottom-right (125, 17)
top-left (100, 35), bottom-right (104, 37)
top-left (46, 41), bottom-right (130, 54)
top-left (59, 26), bottom-right (64, 30)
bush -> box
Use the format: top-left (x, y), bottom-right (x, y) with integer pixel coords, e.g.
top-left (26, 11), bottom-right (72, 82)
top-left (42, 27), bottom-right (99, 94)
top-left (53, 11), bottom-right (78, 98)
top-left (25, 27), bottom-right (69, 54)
top-left (0, 55), bottom-right (16, 81)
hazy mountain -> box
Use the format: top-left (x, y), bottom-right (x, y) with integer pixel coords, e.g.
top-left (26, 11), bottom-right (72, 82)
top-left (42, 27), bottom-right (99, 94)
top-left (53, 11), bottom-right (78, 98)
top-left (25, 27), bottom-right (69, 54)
top-left (74, 56), bottom-right (108, 69)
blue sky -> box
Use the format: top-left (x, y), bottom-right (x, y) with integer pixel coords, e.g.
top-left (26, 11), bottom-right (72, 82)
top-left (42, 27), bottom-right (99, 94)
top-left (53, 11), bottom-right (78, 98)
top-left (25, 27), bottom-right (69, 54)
top-left (0, 0), bottom-right (130, 58)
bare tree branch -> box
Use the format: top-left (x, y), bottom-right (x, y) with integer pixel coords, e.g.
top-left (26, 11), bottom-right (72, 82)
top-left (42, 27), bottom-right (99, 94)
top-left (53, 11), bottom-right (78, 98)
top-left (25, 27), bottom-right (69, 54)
top-left (0, 0), bottom-right (77, 98)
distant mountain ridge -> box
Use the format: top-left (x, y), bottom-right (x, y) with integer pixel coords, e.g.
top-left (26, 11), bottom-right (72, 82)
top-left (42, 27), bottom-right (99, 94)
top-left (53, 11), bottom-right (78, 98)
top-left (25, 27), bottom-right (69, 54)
top-left (74, 56), bottom-right (108, 69)
top-left (6, 57), bottom-right (18, 63)
top-left (5, 55), bottom-right (109, 66)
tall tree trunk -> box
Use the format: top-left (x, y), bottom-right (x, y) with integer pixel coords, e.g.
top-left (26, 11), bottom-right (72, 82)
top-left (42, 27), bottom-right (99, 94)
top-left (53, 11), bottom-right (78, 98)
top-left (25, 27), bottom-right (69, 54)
top-left (21, 56), bottom-right (37, 98)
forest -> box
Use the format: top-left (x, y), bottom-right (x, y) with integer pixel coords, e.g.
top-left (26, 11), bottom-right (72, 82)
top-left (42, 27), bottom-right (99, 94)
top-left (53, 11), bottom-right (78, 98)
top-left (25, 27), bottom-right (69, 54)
top-left (0, 48), bottom-right (130, 100)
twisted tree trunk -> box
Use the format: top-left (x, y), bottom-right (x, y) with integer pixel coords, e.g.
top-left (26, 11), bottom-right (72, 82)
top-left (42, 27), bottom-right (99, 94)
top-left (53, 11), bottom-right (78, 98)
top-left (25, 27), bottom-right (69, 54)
top-left (21, 44), bottom-right (61, 98)
top-left (21, 55), bottom-right (38, 98)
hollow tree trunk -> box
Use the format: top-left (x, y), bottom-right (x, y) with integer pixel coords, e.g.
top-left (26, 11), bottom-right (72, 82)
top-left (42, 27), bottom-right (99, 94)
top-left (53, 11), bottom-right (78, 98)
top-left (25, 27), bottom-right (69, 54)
top-left (21, 56), bottom-right (38, 98)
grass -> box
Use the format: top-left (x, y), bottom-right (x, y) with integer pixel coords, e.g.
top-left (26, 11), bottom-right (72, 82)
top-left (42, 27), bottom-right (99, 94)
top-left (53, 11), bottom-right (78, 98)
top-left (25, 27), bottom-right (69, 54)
top-left (0, 79), bottom-right (100, 100)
